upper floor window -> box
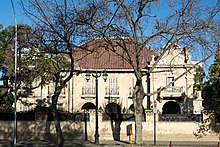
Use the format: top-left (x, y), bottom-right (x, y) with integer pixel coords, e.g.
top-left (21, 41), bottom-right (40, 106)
top-left (129, 78), bottom-right (136, 97)
top-left (48, 82), bottom-right (66, 97)
top-left (167, 77), bottom-right (174, 87)
top-left (165, 77), bottom-right (183, 93)
top-left (83, 78), bottom-right (95, 95)
top-left (107, 77), bottom-right (119, 95)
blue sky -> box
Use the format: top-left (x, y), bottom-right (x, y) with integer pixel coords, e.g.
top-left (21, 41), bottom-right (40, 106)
top-left (0, 0), bottom-right (216, 76)
top-left (0, 0), bottom-right (28, 28)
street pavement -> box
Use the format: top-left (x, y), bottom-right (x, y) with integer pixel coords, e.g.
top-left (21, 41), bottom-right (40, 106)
top-left (0, 139), bottom-right (219, 147)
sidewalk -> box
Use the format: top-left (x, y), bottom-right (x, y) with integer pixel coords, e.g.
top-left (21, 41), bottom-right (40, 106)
top-left (0, 139), bottom-right (219, 147)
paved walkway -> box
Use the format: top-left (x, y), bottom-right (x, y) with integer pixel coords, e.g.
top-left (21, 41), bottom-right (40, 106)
top-left (0, 139), bottom-right (219, 147)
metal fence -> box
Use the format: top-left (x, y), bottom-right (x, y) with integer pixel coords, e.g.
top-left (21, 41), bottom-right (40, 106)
top-left (0, 112), bottom-right (89, 121)
top-left (102, 113), bottom-right (146, 121)
top-left (159, 114), bottom-right (201, 122)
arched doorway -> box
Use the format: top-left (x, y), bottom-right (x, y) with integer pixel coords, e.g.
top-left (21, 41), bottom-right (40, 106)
top-left (105, 102), bottom-right (121, 116)
top-left (81, 102), bottom-right (96, 110)
top-left (128, 104), bottom-right (145, 114)
top-left (105, 102), bottom-right (122, 141)
top-left (81, 102), bottom-right (95, 141)
top-left (162, 101), bottom-right (180, 114)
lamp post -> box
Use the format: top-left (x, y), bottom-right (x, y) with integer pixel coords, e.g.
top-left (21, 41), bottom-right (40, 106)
top-left (10, 0), bottom-right (18, 145)
top-left (85, 70), bottom-right (108, 144)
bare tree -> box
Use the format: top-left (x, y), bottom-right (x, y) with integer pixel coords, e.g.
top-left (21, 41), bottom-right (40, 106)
top-left (76, 0), bottom-right (220, 144)
top-left (20, 0), bottom-right (93, 146)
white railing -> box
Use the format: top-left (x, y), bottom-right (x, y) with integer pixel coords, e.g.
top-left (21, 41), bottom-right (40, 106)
top-left (82, 86), bottom-right (95, 96)
top-left (105, 87), bottom-right (119, 96)
top-left (164, 87), bottom-right (183, 93)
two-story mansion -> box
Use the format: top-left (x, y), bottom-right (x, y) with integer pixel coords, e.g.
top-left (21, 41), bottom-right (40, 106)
top-left (17, 40), bottom-right (203, 116)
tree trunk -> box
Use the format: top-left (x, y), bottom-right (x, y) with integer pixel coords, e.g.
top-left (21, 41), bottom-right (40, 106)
top-left (134, 79), bottom-right (144, 145)
top-left (134, 80), bottom-right (144, 144)
top-left (51, 94), bottom-right (64, 147)
top-left (134, 106), bottom-right (143, 144)
top-left (110, 119), bottom-right (122, 141)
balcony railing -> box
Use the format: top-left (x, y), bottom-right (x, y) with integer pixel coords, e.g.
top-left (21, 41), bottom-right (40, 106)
top-left (161, 86), bottom-right (184, 98)
top-left (105, 87), bottom-right (119, 98)
top-left (164, 87), bottom-right (183, 93)
top-left (81, 87), bottom-right (95, 99)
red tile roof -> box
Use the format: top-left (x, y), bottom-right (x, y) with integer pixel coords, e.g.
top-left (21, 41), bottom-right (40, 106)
top-left (74, 38), bottom-right (158, 70)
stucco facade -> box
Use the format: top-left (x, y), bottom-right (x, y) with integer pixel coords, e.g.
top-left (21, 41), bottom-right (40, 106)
top-left (17, 44), bottom-right (203, 116)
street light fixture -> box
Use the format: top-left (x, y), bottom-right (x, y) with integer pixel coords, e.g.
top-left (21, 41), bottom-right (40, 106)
top-left (85, 70), bottom-right (108, 144)
top-left (85, 71), bottom-right (91, 82)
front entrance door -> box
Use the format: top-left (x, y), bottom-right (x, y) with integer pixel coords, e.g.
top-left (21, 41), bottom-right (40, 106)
top-left (162, 101), bottom-right (180, 114)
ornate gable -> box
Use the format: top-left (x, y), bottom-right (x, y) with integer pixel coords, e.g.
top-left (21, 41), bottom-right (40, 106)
top-left (158, 44), bottom-right (192, 66)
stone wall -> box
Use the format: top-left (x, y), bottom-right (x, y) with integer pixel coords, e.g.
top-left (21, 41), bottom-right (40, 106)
top-left (0, 112), bottom-right (219, 142)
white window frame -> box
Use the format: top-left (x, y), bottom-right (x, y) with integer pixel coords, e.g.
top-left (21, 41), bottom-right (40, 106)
top-left (84, 78), bottom-right (95, 95)
top-left (109, 77), bottom-right (118, 95)
top-left (166, 77), bottom-right (174, 87)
